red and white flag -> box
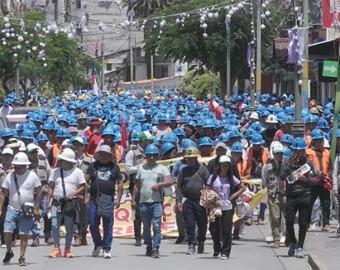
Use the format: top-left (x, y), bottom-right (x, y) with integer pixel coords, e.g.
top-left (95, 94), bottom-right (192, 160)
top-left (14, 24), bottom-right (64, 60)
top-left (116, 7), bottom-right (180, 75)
top-left (120, 116), bottom-right (128, 149)
top-left (209, 97), bottom-right (223, 120)
top-left (91, 71), bottom-right (99, 96)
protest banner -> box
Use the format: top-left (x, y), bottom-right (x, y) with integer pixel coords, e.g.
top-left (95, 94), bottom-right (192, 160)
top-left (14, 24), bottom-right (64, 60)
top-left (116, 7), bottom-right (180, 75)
top-left (113, 157), bottom-right (268, 237)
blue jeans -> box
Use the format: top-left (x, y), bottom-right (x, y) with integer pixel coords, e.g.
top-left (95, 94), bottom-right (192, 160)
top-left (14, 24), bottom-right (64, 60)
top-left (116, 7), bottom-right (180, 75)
top-left (88, 200), bottom-right (114, 251)
top-left (140, 202), bottom-right (162, 251)
top-left (51, 204), bottom-right (74, 249)
top-left (31, 193), bottom-right (52, 239)
top-left (4, 206), bottom-right (33, 235)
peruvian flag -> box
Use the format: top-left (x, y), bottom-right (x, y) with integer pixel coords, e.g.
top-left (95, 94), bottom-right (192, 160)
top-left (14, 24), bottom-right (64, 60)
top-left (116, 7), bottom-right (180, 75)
top-left (209, 97), bottom-right (223, 120)
top-left (120, 116), bottom-right (128, 149)
top-left (91, 70), bottom-right (99, 96)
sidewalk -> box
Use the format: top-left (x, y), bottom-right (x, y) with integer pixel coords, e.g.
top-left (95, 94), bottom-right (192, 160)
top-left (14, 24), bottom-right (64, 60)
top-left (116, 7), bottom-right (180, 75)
top-left (255, 218), bottom-right (339, 270)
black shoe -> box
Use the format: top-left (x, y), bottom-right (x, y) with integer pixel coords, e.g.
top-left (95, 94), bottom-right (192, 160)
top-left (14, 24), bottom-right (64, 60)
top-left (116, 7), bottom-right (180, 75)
top-left (197, 242), bottom-right (204, 254)
top-left (213, 251), bottom-right (220, 257)
top-left (151, 249), bottom-right (160, 259)
top-left (145, 247), bottom-right (153, 257)
top-left (135, 238), bottom-right (142, 246)
top-left (3, 250), bottom-right (14, 264)
top-left (175, 235), bottom-right (185, 244)
top-left (18, 256), bottom-right (27, 266)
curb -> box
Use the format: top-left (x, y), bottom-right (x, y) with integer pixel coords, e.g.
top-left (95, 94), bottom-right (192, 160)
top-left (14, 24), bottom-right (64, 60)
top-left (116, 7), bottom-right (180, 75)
top-left (308, 254), bottom-right (328, 270)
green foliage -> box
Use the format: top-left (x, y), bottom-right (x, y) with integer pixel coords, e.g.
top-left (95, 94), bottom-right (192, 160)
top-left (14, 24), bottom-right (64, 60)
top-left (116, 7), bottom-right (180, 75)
top-left (179, 69), bottom-right (196, 94)
top-left (144, 0), bottom-right (253, 95)
top-left (0, 84), bottom-right (6, 102)
top-left (0, 10), bottom-right (96, 96)
top-left (180, 69), bottom-right (220, 100)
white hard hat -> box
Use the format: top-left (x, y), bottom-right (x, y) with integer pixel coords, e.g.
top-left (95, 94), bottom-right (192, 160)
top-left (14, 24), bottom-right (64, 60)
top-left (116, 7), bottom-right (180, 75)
top-left (266, 114), bottom-right (278, 124)
top-left (249, 112), bottom-right (259, 120)
top-left (18, 140), bottom-right (26, 152)
top-left (12, 152), bottom-right (31, 165)
top-left (57, 148), bottom-right (77, 164)
top-left (2, 148), bottom-right (13, 156)
top-left (27, 143), bottom-right (40, 153)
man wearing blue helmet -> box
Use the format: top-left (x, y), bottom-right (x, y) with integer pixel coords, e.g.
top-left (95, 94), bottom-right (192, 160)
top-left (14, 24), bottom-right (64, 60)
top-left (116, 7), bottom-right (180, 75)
top-left (0, 99), bottom-right (13, 116)
top-left (126, 131), bottom-right (153, 246)
top-left (135, 144), bottom-right (173, 259)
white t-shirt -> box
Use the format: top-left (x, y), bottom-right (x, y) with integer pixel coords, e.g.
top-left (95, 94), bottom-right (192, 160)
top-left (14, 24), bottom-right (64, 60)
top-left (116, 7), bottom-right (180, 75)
top-left (2, 170), bottom-right (41, 210)
top-left (49, 167), bottom-right (86, 199)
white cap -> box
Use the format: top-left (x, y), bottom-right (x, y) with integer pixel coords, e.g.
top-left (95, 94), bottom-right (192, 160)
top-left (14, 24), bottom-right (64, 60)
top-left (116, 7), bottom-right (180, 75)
top-left (219, 155), bottom-right (231, 163)
top-left (2, 148), bottom-right (13, 156)
top-left (27, 143), bottom-right (40, 152)
top-left (272, 142), bottom-right (284, 154)
top-left (250, 112), bottom-right (259, 120)
top-left (57, 148), bottom-right (77, 164)
top-left (18, 140), bottom-right (26, 152)
top-left (12, 152), bottom-right (31, 165)
top-left (95, 145), bottom-right (113, 159)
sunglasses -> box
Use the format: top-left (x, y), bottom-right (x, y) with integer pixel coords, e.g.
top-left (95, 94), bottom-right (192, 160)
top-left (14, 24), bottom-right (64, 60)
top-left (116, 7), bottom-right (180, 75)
top-left (146, 154), bottom-right (158, 158)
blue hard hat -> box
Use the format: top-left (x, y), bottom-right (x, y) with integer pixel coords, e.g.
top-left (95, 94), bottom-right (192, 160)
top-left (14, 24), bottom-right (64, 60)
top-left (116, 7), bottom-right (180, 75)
top-left (16, 123), bottom-right (26, 132)
top-left (244, 129), bottom-right (254, 139)
top-left (1, 128), bottom-right (13, 138)
top-left (231, 142), bottom-right (243, 153)
top-left (36, 132), bottom-right (49, 142)
top-left (203, 119), bottom-right (215, 129)
top-left (290, 137), bottom-right (307, 150)
top-left (311, 129), bottom-right (324, 140)
top-left (250, 134), bottom-right (265, 145)
top-left (56, 128), bottom-right (71, 138)
top-left (131, 131), bottom-right (140, 142)
top-left (114, 133), bottom-right (121, 142)
top-left (145, 144), bottom-right (159, 155)
top-left (102, 126), bottom-right (115, 136)
top-left (173, 127), bottom-right (185, 137)
top-left (228, 130), bottom-right (242, 140)
top-left (182, 139), bottom-right (198, 151)
top-left (336, 129), bottom-right (340, 138)
top-left (42, 122), bottom-right (53, 131)
top-left (199, 136), bottom-right (213, 147)
top-left (260, 110), bottom-right (270, 118)
top-left (218, 133), bottom-right (229, 143)
top-left (20, 130), bottom-right (34, 140)
top-left (316, 119), bottom-right (330, 130)
top-left (161, 142), bottom-right (176, 155)
top-left (280, 134), bottom-right (294, 144)
top-left (283, 147), bottom-right (292, 158)
top-left (282, 115), bottom-right (295, 124)
top-left (249, 122), bottom-right (262, 133)
top-left (304, 114), bottom-right (319, 124)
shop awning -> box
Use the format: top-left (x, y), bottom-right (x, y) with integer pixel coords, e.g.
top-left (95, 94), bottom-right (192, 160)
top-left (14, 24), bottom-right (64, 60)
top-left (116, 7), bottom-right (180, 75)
top-left (308, 38), bottom-right (340, 61)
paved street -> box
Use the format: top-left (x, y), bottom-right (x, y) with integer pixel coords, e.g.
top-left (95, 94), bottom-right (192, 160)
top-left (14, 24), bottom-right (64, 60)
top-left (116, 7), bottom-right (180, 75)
top-left (0, 221), bottom-right (315, 270)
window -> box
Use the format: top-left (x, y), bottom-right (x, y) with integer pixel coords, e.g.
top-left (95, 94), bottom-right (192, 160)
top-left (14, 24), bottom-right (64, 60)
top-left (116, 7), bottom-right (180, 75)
top-left (155, 65), bottom-right (168, 78)
top-left (106, 63), bottom-right (112, 71)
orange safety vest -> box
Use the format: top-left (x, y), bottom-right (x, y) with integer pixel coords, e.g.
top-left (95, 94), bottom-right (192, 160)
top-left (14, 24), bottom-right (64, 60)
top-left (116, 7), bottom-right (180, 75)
top-left (305, 147), bottom-right (330, 176)
top-left (236, 159), bottom-right (248, 178)
top-left (51, 144), bottom-right (62, 168)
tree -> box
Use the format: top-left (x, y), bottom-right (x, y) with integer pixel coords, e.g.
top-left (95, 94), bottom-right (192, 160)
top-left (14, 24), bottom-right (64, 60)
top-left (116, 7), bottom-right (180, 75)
top-left (144, 0), bottom-right (292, 97)
top-left (0, 10), bottom-right (97, 98)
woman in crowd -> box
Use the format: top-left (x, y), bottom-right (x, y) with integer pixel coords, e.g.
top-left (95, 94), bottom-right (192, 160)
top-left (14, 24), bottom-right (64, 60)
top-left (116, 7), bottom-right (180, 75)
top-left (206, 155), bottom-right (246, 259)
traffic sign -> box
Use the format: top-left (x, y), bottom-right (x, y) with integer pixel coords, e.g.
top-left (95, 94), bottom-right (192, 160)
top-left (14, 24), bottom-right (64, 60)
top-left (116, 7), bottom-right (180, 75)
top-left (323, 61), bottom-right (338, 78)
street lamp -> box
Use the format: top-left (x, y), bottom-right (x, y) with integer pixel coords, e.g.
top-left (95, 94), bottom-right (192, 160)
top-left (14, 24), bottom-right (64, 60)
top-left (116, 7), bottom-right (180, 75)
top-left (98, 21), bottom-right (105, 91)
top-left (127, 9), bottom-right (135, 89)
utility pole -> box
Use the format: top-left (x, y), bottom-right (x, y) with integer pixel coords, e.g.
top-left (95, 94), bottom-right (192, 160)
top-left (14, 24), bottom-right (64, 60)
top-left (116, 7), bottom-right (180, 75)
top-left (226, 17), bottom-right (231, 99)
top-left (255, 0), bottom-right (262, 104)
top-left (101, 33), bottom-right (105, 90)
top-left (128, 10), bottom-right (135, 90)
top-left (151, 54), bottom-right (154, 91)
top-left (292, 0), bottom-right (308, 136)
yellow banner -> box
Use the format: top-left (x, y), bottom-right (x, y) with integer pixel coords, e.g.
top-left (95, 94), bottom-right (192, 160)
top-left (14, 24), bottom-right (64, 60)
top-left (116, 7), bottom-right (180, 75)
top-left (113, 157), bottom-right (267, 237)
